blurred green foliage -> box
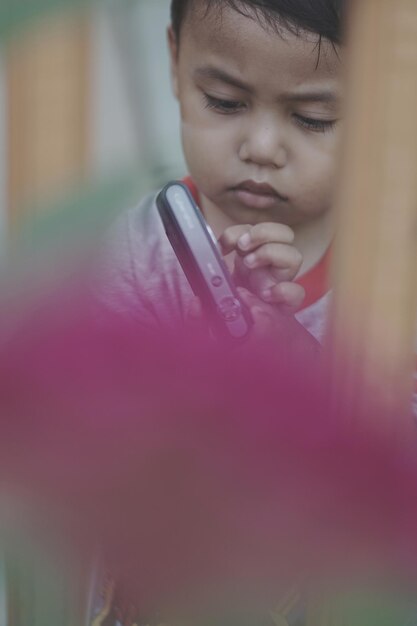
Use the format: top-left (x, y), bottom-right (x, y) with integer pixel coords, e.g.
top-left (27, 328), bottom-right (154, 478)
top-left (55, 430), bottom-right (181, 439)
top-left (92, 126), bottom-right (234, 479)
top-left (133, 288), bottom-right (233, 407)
top-left (0, 0), bottom-right (143, 40)
top-left (0, 0), bottom-right (87, 40)
top-left (1, 525), bottom-right (87, 626)
top-left (14, 170), bottom-right (145, 252)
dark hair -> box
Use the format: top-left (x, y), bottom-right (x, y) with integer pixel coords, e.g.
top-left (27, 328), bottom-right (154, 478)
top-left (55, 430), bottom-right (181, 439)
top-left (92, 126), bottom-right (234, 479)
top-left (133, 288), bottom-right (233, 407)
top-left (170, 0), bottom-right (345, 46)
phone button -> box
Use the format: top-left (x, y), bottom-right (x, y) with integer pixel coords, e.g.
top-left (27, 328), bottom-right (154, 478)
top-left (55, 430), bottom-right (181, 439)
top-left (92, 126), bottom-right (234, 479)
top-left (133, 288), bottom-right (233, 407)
top-left (211, 276), bottom-right (223, 287)
top-left (218, 296), bottom-right (242, 322)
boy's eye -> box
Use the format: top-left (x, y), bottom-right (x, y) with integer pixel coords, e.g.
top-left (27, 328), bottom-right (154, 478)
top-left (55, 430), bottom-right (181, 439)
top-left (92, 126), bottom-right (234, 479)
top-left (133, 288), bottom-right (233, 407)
top-left (294, 114), bottom-right (337, 133)
top-left (203, 94), bottom-right (245, 114)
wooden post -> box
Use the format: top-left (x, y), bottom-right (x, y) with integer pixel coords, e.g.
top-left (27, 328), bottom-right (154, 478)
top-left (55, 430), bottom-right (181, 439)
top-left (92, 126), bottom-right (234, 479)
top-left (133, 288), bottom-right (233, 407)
top-left (330, 0), bottom-right (417, 417)
top-left (6, 11), bottom-right (90, 230)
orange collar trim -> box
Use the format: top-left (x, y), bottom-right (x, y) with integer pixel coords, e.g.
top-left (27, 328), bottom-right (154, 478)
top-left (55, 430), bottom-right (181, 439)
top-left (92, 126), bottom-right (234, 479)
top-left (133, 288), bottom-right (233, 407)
top-left (183, 175), bottom-right (200, 205)
top-left (295, 246), bottom-right (331, 311)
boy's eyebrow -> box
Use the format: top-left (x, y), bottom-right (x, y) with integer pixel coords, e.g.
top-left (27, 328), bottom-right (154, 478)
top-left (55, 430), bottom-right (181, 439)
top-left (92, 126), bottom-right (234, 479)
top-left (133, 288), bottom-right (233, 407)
top-left (194, 66), bottom-right (253, 92)
top-left (194, 67), bottom-right (340, 105)
top-left (281, 90), bottom-right (339, 104)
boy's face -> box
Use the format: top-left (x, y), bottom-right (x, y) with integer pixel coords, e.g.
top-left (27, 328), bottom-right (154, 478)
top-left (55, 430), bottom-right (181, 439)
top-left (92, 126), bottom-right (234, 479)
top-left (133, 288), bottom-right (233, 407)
top-left (169, 2), bottom-right (344, 229)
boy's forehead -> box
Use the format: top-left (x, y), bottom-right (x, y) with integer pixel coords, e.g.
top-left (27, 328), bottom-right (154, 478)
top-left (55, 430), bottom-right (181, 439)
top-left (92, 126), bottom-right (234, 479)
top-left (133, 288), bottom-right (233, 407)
top-left (180, 1), bottom-right (341, 83)
top-left (182, 0), bottom-right (321, 43)
top-left (183, 0), bottom-right (279, 38)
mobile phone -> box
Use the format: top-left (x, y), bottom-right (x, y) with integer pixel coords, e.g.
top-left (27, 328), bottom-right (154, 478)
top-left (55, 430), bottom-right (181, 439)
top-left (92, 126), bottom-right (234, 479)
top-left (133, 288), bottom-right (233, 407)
top-left (156, 181), bottom-right (253, 341)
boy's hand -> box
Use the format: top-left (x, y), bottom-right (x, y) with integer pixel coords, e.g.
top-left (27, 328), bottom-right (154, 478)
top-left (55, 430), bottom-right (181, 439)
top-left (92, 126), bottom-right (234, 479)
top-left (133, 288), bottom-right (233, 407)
top-left (237, 288), bottom-right (319, 356)
top-left (186, 291), bottom-right (319, 358)
top-left (219, 224), bottom-right (305, 313)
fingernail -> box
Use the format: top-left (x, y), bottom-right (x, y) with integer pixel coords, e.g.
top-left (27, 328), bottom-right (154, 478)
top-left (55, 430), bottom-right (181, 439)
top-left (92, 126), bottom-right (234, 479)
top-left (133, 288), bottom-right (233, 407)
top-left (238, 233), bottom-right (251, 250)
top-left (244, 253), bottom-right (256, 267)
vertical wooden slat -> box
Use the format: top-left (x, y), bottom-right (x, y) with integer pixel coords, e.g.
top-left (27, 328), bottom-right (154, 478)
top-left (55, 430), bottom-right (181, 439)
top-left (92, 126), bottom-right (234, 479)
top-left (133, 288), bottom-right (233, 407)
top-left (6, 11), bottom-right (90, 228)
top-left (330, 0), bottom-right (417, 415)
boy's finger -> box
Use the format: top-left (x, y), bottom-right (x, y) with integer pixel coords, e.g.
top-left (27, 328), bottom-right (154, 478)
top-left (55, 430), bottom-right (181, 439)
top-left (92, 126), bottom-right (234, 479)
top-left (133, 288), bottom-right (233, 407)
top-left (242, 243), bottom-right (303, 280)
top-left (237, 223), bottom-right (295, 252)
top-left (233, 253), bottom-right (251, 286)
top-left (261, 282), bottom-right (306, 312)
top-left (247, 266), bottom-right (293, 296)
top-left (234, 260), bottom-right (294, 299)
top-left (250, 305), bottom-right (276, 337)
top-left (219, 225), bottom-right (251, 254)
top-left (236, 286), bottom-right (259, 308)
top-left (236, 287), bottom-right (277, 337)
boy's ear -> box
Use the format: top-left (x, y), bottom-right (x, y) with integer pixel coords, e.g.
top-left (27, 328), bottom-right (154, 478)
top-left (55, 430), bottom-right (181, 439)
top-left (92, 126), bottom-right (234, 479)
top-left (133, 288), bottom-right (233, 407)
top-left (167, 25), bottom-right (179, 99)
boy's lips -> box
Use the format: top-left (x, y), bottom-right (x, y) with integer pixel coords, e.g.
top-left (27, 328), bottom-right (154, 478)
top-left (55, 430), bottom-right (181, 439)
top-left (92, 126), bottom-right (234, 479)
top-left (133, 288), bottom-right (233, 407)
top-left (232, 181), bottom-right (288, 210)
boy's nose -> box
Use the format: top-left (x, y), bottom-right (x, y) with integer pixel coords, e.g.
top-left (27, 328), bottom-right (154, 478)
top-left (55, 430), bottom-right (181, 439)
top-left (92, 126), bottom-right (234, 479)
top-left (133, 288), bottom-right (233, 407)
top-left (238, 118), bottom-right (287, 169)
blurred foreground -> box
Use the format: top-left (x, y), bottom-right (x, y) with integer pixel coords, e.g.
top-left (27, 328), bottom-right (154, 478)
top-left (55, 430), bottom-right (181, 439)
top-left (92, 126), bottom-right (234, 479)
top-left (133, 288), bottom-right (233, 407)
top-left (0, 249), bottom-right (416, 625)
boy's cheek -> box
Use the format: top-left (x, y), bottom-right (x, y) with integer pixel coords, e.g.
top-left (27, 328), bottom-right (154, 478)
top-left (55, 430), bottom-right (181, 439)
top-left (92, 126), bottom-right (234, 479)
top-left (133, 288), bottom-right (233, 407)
top-left (181, 122), bottom-right (232, 173)
top-left (293, 153), bottom-right (339, 213)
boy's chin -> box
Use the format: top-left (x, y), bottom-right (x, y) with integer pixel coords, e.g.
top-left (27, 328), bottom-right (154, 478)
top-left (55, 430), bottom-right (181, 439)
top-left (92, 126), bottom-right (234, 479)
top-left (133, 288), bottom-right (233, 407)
top-left (219, 199), bottom-right (301, 228)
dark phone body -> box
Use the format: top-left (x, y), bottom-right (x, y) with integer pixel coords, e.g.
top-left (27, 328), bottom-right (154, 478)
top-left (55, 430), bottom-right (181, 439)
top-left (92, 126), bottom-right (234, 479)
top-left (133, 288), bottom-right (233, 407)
top-left (156, 181), bottom-right (253, 341)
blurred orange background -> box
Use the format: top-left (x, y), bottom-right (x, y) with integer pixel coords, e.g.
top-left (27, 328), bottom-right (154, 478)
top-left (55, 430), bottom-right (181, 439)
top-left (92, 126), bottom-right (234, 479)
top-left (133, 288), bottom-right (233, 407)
top-left (2, 1), bottom-right (185, 235)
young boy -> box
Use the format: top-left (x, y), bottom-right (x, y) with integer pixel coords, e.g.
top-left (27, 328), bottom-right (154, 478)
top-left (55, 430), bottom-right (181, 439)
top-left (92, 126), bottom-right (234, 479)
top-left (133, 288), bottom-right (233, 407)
top-left (101, 0), bottom-right (344, 347)
top-left (92, 1), bottom-right (344, 624)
